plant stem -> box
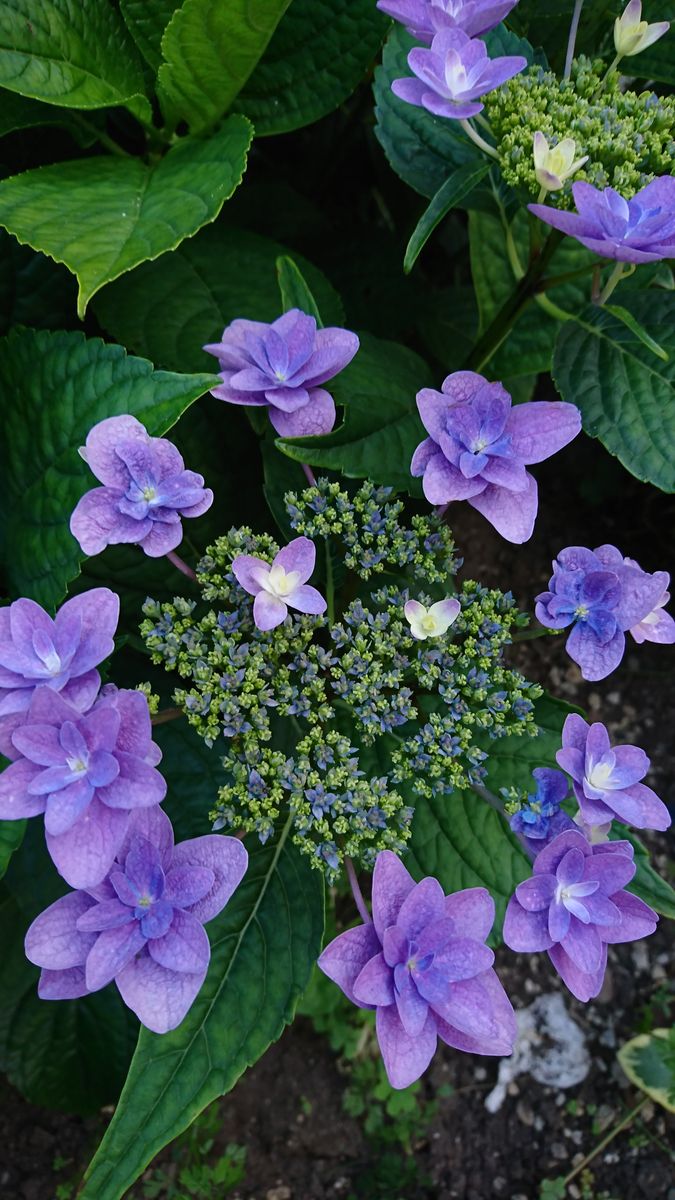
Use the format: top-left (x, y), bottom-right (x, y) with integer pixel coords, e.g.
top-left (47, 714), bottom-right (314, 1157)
top-left (597, 261), bottom-right (635, 305)
top-left (471, 783), bottom-right (505, 813)
top-left (151, 706), bottom-right (184, 726)
top-left (459, 118), bottom-right (499, 160)
top-left (72, 114), bottom-right (134, 158)
top-left (560, 1097), bottom-right (648, 1189)
top-left (301, 462), bottom-right (317, 486)
top-left (165, 550), bottom-right (197, 581)
top-left (464, 231), bottom-right (562, 372)
top-left (512, 626), bottom-right (555, 642)
top-left (563, 0), bottom-right (585, 79)
top-left (345, 856), bottom-right (372, 925)
top-left (537, 263), bottom-right (599, 291)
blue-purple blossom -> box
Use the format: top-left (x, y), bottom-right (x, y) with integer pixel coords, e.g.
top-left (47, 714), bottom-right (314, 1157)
top-left (232, 537), bottom-right (327, 631)
top-left (556, 714), bottom-right (670, 832)
top-left (376, 0), bottom-right (519, 42)
top-left (529, 178), bottom-right (675, 264)
top-left (624, 561), bottom-right (675, 645)
top-left (411, 370), bottom-right (581, 543)
top-left (391, 28), bottom-right (526, 121)
top-left (503, 830), bottom-right (658, 1001)
top-left (319, 851), bottom-right (516, 1089)
top-left (0, 685), bottom-right (165, 889)
top-left (510, 767), bottom-right (575, 856)
top-left (24, 806), bottom-right (248, 1033)
top-left (535, 544), bottom-right (670, 680)
top-left (0, 589), bottom-right (119, 759)
top-left (70, 415), bottom-right (213, 558)
top-left (204, 309), bottom-right (359, 438)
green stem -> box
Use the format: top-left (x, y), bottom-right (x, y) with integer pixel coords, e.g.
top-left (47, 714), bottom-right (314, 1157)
top-left (512, 626), bottom-right (556, 642)
top-left (560, 1098), bottom-right (648, 1190)
top-left (464, 231), bottom-right (563, 372)
top-left (459, 118), bottom-right (500, 160)
top-left (151, 706), bottom-right (184, 726)
top-left (597, 261), bottom-right (635, 305)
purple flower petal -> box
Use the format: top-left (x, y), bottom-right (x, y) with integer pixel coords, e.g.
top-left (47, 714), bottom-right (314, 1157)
top-left (38, 966), bottom-right (91, 1000)
top-left (318, 923), bottom-right (382, 1009)
top-left (435, 967), bottom-right (516, 1055)
top-left (85, 921), bottom-right (147, 991)
top-left (421, 453), bottom-right (487, 504)
top-left (583, 852), bottom-right (635, 895)
top-left (63, 589), bottom-right (119, 676)
top-left (503, 898), bottom-right (553, 952)
top-left (300, 329), bottom-right (359, 387)
top-left (70, 487), bottom-right (152, 556)
top-left (396, 877), bottom-right (445, 941)
top-left (232, 554), bottom-right (270, 596)
top-left (507, 402), bottom-right (581, 464)
top-left (44, 779), bottom-right (94, 835)
top-left (137, 520), bottom-right (184, 558)
top-left (163, 865), bottom-right (215, 910)
top-left (601, 892), bottom-right (657, 944)
top-left (394, 965), bottom-right (429, 1035)
top-left (97, 754), bottom-right (166, 810)
top-left (353, 951), bottom-right (395, 1007)
top-left (119, 806), bottom-right (174, 870)
top-left (514, 874), bottom-right (556, 912)
top-left (25, 892), bottom-right (97, 969)
top-left (76, 898), bottom-right (135, 932)
top-left (424, 975), bottom-right (500, 1040)
top-left (442, 887), bottom-right (494, 941)
top-left (561, 918), bottom-right (603, 972)
top-left (417, 937), bottom-right (494, 986)
top-left (46, 796), bottom-right (130, 889)
top-left (80, 415), bottom-right (147, 487)
top-left (371, 850), bottom-right (416, 940)
top-left (115, 949), bottom-right (207, 1033)
top-left (147, 909), bottom-right (211, 975)
top-left (169, 835), bottom-right (248, 924)
top-left (253, 591), bottom-right (288, 631)
top-left (376, 1005), bottom-right (437, 1089)
top-left (468, 474), bottom-right (538, 543)
top-left (287, 585), bottom-right (327, 617)
top-left (269, 388), bottom-right (336, 438)
top-left (0, 758), bottom-right (46, 819)
top-left (565, 623), bottom-right (625, 681)
top-left (274, 537), bottom-right (315, 584)
top-left (548, 942), bottom-right (607, 1001)
top-left (600, 782), bottom-right (671, 831)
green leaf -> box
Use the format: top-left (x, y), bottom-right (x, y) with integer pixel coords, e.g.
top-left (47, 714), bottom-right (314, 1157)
top-left (276, 331), bottom-right (432, 492)
top-left (0, 90), bottom-right (98, 141)
top-left (158, 0), bottom-right (292, 134)
top-left (373, 26), bottom-right (489, 200)
top-left (404, 161), bottom-right (491, 274)
top-left (0, 0), bottom-right (151, 124)
top-left (93, 223), bottom-right (344, 373)
top-left (0, 231), bottom-right (78, 335)
top-left (0, 115), bottom-right (253, 316)
top-left (152, 718), bottom-right (231, 842)
top-left (407, 694), bottom-right (577, 935)
top-left (79, 821), bottom-right (324, 1200)
top-left (617, 829), bottom-right (675, 920)
top-left (0, 327), bottom-right (218, 607)
top-left (276, 255), bottom-right (324, 325)
top-left (605, 304), bottom-right (669, 362)
top-left (629, 0), bottom-right (675, 85)
top-left (235, 0), bottom-right (388, 135)
top-left (483, 22), bottom-right (546, 66)
top-left (120, 0), bottom-right (181, 71)
top-left (618, 1029), bottom-right (675, 1111)
top-left (0, 818), bottom-right (24, 880)
top-left (552, 291), bottom-right (675, 492)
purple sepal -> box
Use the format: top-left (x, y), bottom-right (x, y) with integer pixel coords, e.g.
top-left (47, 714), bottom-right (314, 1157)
top-left (529, 177), bottom-right (675, 264)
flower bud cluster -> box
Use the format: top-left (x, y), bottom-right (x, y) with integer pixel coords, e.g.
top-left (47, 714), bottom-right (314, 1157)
top-left (485, 58), bottom-right (675, 207)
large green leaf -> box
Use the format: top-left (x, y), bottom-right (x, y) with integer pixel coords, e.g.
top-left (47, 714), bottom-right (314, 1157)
top-left (0, 0), bottom-right (151, 123)
top-left (0, 90), bottom-right (99, 140)
top-left (0, 231), bottom-right (78, 335)
top-left (617, 828), bottom-right (675, 920)
top-left (408, 694), bottom-right (575, 934)
top-left (0, 327), bottom-right (218, 608)
top-left (373, 26), bottom-right (489, 201)
top-left (80, 822), bottom-right (324, 1200)
top-left (277, 331), bottom-right (431, 492)
top-left (235, 0), bottom-right (388, 135)
top-left (618, 1029), bottom-right (675, 1112)
top-left (404, 161), bottom-right (491, 273)
top-left (0, 818), bottom-right (24, 880)
top-left (152, 715), bottom-right (231, 842)
top-left (552, 291), bottom-right (675, 492)
top-left (158, 0), bottom-right (292, 134)
top-left (93, 223), bottom-right (344, 373)
top-left (120, 0), bottom-right (181, 71)
top-left (0, 115), bottom-right (253, 316)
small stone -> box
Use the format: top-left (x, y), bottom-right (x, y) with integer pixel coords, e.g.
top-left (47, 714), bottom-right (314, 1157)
top-left (266, 1188), bottom-right (292, 1200)
top-left (550, 1142), bottom-right (568, 1161)
top-left (516, 1101), bottom-right (535, 1126)
top-left (606, 691), bottom-right (621, 705)
top-left (492, 1177), bottom-right (507, 1194)
top-left (507, 1081), bottom-right (519, 1096)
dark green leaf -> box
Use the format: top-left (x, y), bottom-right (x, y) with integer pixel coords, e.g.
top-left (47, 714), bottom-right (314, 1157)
top-left (0, 0), bottom-right (151, 123)
top-left (277, 331), bottom-right (432, 492)
top-left (0, 818), bottom-right (24, 880)
top-left (0, 91), bottom-right (98, 141)
top-left (0, 116), bottom-right (253, 316)
top-left (605, 304), bottom-right (669, 362)
top-left (617, 828), bottom-right (675, 919)
top-left (483, 22), bottom-right (547, 66)
top-left (0, 231), bottom-right (78, 335)
top-left (404, 161), bottom-right (491, 274)
top-left (235, 0), bottom-right (388, 135)
top-left (152, 717), bottom-right (230, 842)
top-left (158, 0), bottom-right (292, 134)
top-left (0, 327), bottom-right (218, 607)
top-left (276, 255), bottom-right (324, 325)
top-left (630, 0), bottom-right (675, 85)
top-left (93, 223), bottom-right (344, 373)
top-left (79, 822), bottom-right (324, 1200)
top-left (120, 0), bottom-right (181, 71)
top-left (618, 1028), bottom-right (675, 1111)
top-left (552, 291), bottom-right (675, 492)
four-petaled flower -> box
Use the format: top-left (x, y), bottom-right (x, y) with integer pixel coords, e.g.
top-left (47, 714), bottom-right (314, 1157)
top-left (529, 178), bottom-right (675, 264)
top-left (318, 851), bottom-right (516, 1088)
top-left (614, 0), bottom-right (670, 59)
top-left (556, 713), bottom-right (670, 832)
top-left (70, 415), bottom-right (213, 558)
top-left (391, 28), bottom-right (526, 120)
top-left (24, 807), bottom-right (248, 1033)
top-left (0, 589), bottom-right (119, 759)
top-left (535, 544), bottom-right (669, 679)
top-left (411, 370), bottom-right (581, 543)
top-left (533, 132), bottom-right (588, 193)
top-left (404, 597), bottom-right (461, 640)
top-left (232, 537), bottom-right (327, 631)
top-left (377, 0), bottom-right (519, 43)
top-left (204, 309), bottom-right (359, 438)
top-left (509, 767), bottom-right (575, 856)
top-left (503, 830), bottom-right (658, 1001)
top-left (0, 685), bottom-right (166, 889)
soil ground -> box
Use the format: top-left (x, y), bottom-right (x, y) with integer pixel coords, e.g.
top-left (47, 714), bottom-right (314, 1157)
top-left (1, 446), bottom-right (673, 1200)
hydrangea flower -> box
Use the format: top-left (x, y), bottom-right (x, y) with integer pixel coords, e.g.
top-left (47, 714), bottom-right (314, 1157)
top-left (529, 178), bottom-right (675, 263)
top-left (614, 0), bottom-right (670, 59)
top-left (377, 0), bottom-right (519, 42)
top-left (391, 28), bottom-right (527, 120)
top-left (556, 714), bottom-right (670, 832)
top-left (318, 851), bottom-right (516, 1088)
top-left (503, 830), bottom-right (658, 1001)
top-left (0, 589), bottom-right (119, 759)
top-left (204, 309), bottom-right (359, 438)
top-left (535, 544), bottom-right (669, 680)
top-left (623, 562), bottom-right (675, 645)
top-left (404, 597), bottom-right (461, 640)
top-left (0, 685), bottom-right (166, 888)
top-left (411, 370), bottom-right (581, 543)
top-left (70, 415), bottom-right (213, 559)
top-left (232, 537), bottom-right (327, 631)
top-left (509, 767), bottom-right (575, 856)
top-left (533, 132), bottom-right (588, 193)
top-left (24, 807), bottom-right (248, 1033)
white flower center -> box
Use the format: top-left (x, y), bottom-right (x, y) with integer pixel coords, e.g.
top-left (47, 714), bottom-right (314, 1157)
top-left (587, 761), bottom-right (613, 789)
top-left (142, 485), bottom-right (158, 503)
top-left (264, 564), bottom-right (300, 598)
top-left (66, 755), bottom-right (88, 776)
